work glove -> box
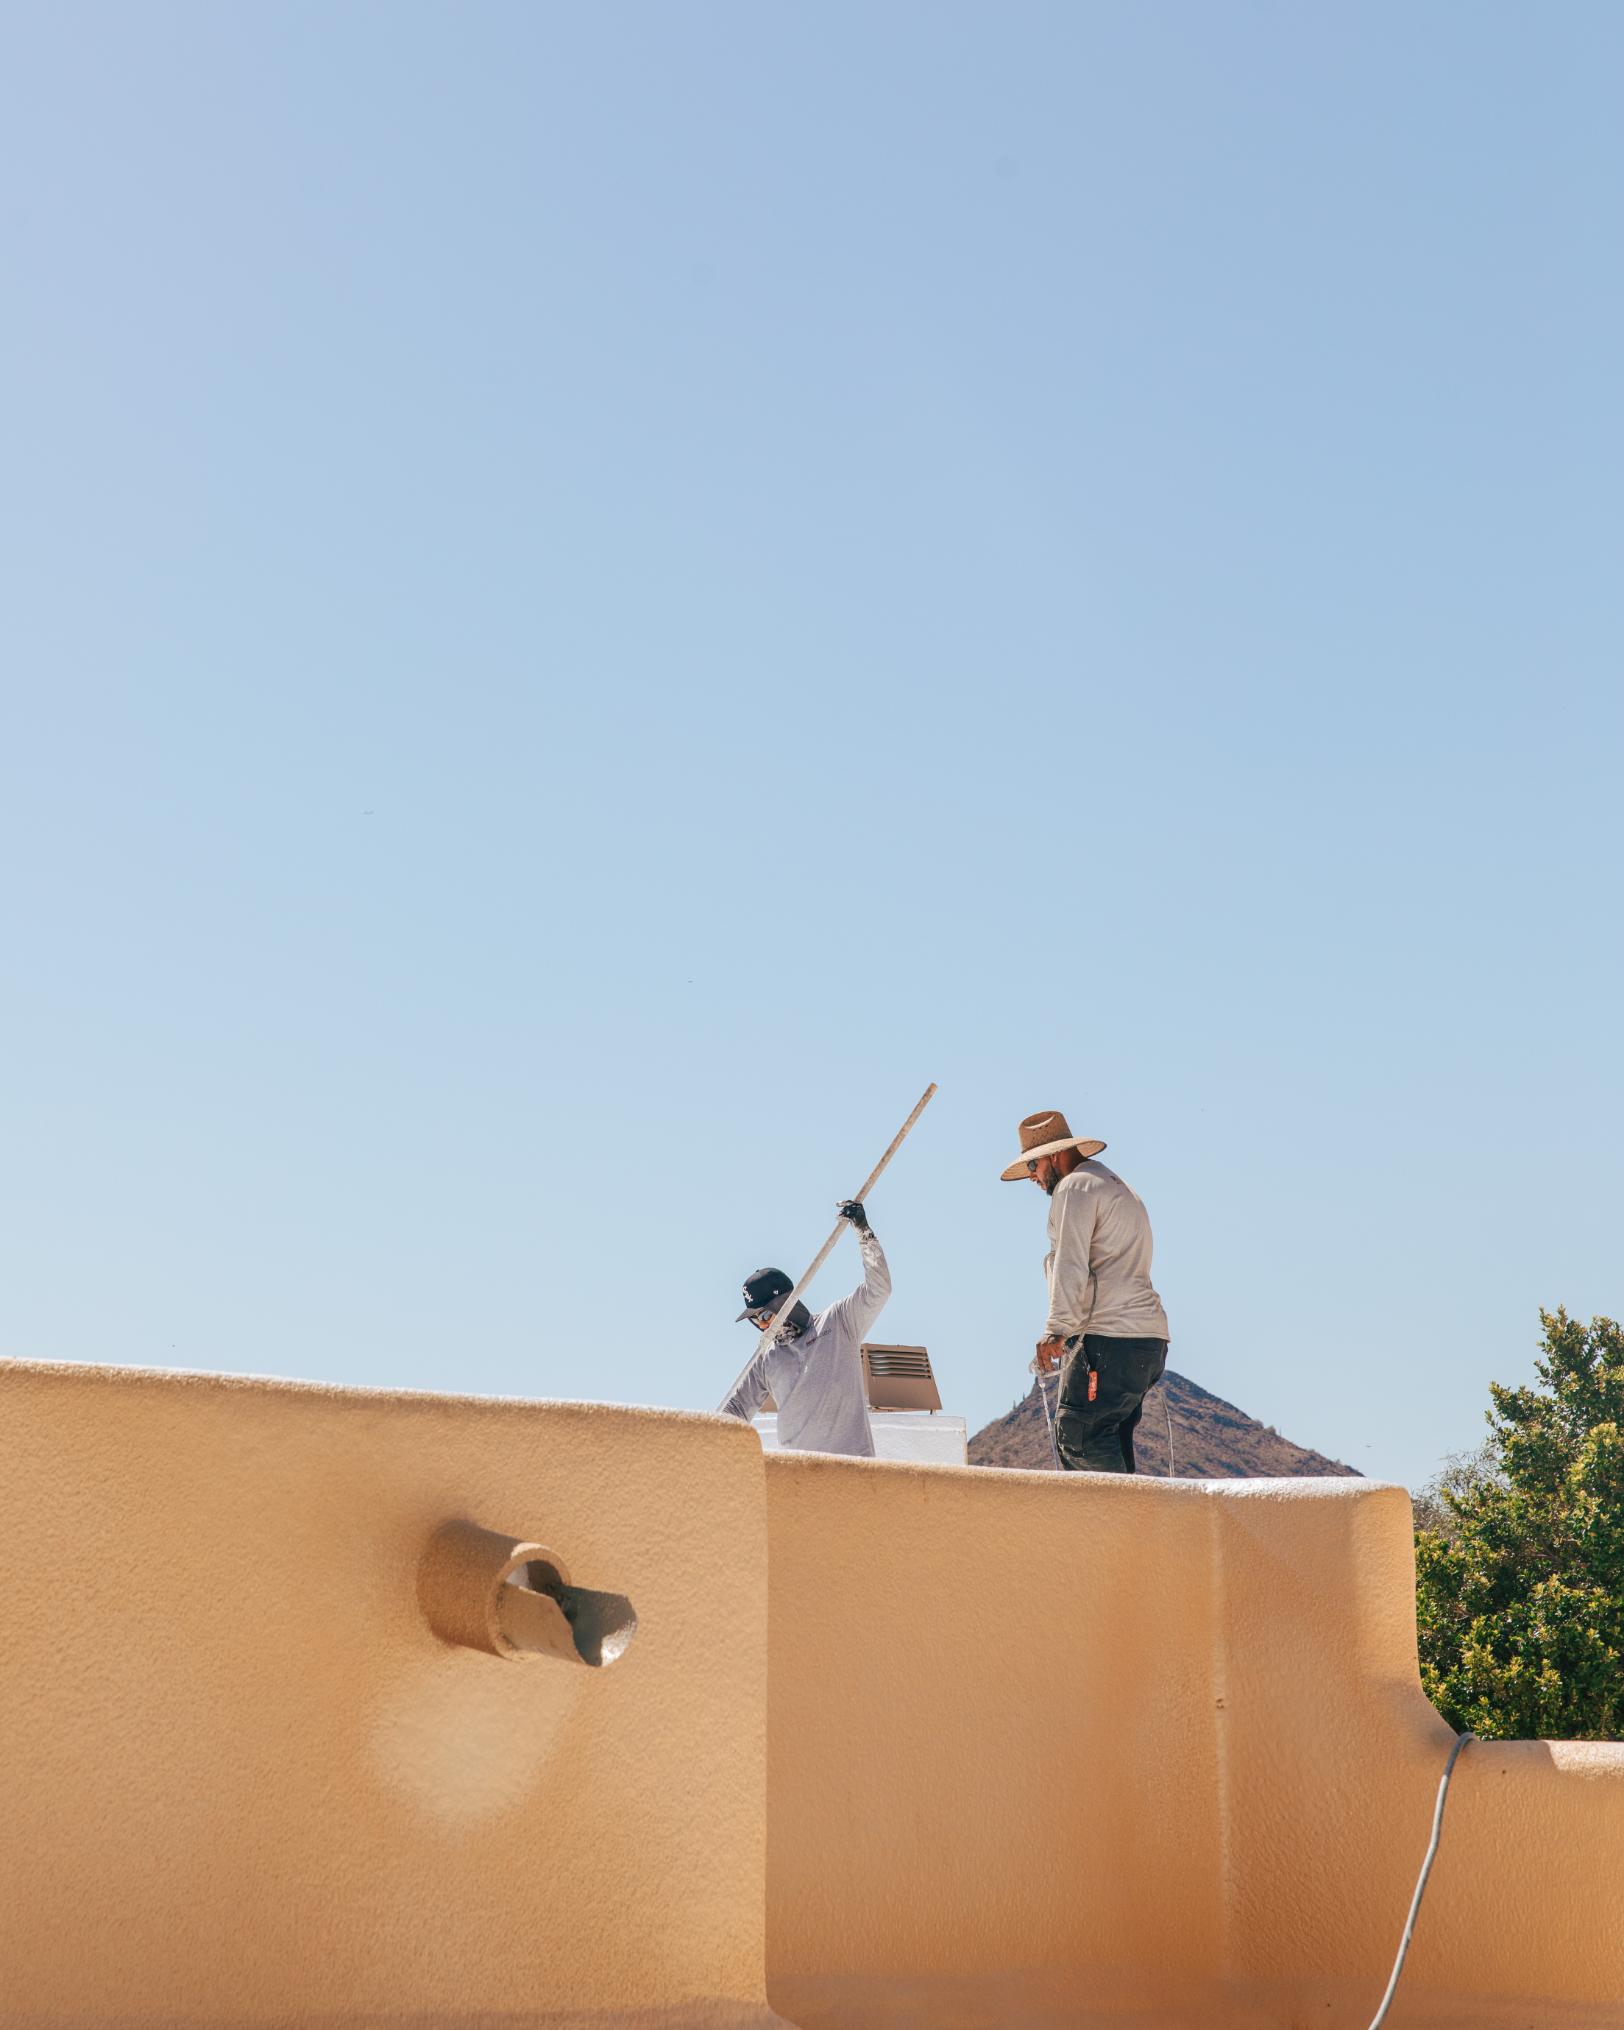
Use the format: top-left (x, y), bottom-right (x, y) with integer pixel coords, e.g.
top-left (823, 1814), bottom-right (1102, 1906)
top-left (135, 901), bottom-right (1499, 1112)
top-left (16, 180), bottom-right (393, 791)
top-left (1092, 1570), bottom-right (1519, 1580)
top-left (836, 1199), bottom-right (871, 1231)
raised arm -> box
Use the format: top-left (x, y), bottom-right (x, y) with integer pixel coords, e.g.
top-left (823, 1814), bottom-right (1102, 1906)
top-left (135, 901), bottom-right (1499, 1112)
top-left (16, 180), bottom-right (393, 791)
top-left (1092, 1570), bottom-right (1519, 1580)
top-left (823, 1201), bottom-right (892, 1342)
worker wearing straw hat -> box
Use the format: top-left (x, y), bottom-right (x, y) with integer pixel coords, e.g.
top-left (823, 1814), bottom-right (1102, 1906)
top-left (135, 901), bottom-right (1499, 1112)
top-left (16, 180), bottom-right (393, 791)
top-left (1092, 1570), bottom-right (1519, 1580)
top-left (720, 1200), bottom-right (891, 1457)
top-left (1001, 1110), bottom-right (1169, 1474)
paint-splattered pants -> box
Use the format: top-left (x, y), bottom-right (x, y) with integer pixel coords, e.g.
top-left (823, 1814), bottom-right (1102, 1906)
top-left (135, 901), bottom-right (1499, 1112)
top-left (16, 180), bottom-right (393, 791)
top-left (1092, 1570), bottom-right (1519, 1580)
top-left (1056, 1335), bottom-right (1168, 1474)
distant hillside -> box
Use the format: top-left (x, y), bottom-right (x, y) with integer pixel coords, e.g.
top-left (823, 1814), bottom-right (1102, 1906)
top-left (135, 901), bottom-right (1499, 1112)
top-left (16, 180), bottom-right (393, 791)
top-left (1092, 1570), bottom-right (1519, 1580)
top-left (969, 1368), bottom-right (1358, 1478)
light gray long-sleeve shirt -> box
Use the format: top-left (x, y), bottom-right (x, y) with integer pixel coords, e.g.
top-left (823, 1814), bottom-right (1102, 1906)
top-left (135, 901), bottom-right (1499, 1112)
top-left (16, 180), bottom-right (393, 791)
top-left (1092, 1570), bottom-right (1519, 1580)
top-left (1042, 1160), bottom-right (1170, 1342)
top-left (722, 1228), bottom-right (890, 1457)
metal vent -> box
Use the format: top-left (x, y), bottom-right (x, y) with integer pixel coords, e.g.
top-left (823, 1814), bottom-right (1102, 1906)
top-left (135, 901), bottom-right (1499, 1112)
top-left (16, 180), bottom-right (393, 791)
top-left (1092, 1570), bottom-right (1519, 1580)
top-left (865, 1347), bottom-right (933, 1378)
top-left (860, 1344), bottom-right (941, 1412)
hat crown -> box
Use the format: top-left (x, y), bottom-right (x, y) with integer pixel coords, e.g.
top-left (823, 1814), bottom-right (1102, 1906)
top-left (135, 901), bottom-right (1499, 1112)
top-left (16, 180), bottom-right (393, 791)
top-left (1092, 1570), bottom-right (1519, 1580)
top-left (1018, 1110), bottom-right (1072, 1155)
top-left (742, 1267), bottom-right (792, 1307)
top-left (999, 1109), bottom-right (1106, 1181)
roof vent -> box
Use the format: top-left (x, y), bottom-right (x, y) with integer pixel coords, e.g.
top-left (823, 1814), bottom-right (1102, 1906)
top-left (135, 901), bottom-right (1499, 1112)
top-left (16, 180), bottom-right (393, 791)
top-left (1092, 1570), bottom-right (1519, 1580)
top-left (861, 1343), bottom-right (942, 1412)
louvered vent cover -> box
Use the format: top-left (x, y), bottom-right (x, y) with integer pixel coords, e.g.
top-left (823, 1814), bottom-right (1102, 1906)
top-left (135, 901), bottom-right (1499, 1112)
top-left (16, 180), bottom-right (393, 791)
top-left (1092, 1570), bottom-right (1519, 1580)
top-left (865, 1347), bottom-right (932, 1377)
top-left (860, 1344), bottom-right (941, 1412)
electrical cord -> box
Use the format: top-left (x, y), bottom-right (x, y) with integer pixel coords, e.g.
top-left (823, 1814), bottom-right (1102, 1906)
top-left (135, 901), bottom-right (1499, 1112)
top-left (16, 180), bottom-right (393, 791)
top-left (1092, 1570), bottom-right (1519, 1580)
top-left (1363, 1731), bottom-right (1476, 2030)
top-left (1033, 1359), bottom-right (1176, 1477)
top-left (1033, 1359), bottom-right (1467, 2030)
top-left (1035, 1363), bottom-right (1062, 1468)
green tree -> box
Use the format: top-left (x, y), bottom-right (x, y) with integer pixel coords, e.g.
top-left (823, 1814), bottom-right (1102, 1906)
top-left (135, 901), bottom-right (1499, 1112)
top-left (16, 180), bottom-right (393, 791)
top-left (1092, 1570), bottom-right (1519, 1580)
top-left (1416, 1309), bottom-right (1624, 1741)
top-left (1411, 1437), bottom-right (1501, 1542)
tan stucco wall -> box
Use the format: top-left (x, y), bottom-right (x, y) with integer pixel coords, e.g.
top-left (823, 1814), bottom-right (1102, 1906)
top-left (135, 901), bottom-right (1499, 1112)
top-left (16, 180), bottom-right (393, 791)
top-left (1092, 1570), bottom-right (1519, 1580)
top-left (765, 1455), bottom-right (1624, 2028)
top-left (763, 1455), bottom-right (1226, 2027)
top-left (1, 1361), bottom-right (780, 2029)
top-left (5, 1359), bottom-right (1623, 2028)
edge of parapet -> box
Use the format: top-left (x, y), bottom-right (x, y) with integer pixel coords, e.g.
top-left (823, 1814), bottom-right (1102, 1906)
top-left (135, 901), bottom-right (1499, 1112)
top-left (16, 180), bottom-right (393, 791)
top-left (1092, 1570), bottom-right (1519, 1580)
top-left (0, 1355), bottom-right (762, 1439)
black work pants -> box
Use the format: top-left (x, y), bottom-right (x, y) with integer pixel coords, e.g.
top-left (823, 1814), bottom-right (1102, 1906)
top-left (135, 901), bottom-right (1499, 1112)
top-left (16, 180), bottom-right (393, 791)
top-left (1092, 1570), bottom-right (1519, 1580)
top-left (1055, 1335), bottom-right (1168, 1474)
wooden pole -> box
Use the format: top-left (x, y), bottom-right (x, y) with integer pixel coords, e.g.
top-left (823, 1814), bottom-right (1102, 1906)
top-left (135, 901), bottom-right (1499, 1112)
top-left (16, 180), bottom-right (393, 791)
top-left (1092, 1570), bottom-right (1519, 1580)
top-left (716, 1082), bottom-right (938, 1413)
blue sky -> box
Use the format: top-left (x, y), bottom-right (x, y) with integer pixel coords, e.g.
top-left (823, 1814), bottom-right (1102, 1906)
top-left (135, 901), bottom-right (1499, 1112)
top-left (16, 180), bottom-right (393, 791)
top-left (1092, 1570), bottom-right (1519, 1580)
top-left (3, 3), bottom-right (1620, 1489)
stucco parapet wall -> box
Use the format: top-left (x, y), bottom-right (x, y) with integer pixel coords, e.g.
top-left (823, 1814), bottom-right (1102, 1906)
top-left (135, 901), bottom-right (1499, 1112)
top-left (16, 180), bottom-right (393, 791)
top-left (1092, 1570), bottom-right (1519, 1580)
top-left (6, 1359), bottom-right (1624, 2030)
top-left (761, 1446), bottom-right (1624, 2029)
top-left (3, 1359), bottom-right (783, 2030)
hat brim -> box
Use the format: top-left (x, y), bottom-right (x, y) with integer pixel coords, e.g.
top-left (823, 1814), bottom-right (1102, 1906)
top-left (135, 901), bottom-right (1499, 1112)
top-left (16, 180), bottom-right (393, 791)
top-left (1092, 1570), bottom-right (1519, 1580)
top-left (1000, 1136), bottom-right (1106, 1181)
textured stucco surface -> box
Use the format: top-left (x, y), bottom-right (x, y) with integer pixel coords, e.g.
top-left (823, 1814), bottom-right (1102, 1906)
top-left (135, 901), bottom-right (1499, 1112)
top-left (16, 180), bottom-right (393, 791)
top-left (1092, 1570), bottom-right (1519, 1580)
top-left (765, 1456), bottom-right (1624, 2028)
top-left (1, 1361), bottom-right (781, 2029)
top-left (4, 1359), bottom-right (1623, 2029)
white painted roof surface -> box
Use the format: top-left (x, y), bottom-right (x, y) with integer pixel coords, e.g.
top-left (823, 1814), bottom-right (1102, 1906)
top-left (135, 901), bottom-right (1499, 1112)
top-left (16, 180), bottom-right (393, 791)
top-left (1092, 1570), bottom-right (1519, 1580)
top-left (751, 1410), bottom-right (968, 1466)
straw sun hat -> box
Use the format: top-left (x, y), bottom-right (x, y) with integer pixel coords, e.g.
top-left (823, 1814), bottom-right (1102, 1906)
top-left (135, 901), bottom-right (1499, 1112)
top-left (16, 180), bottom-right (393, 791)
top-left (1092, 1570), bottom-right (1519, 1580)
top-left (999, 1110), bottom-right (1107, 1182)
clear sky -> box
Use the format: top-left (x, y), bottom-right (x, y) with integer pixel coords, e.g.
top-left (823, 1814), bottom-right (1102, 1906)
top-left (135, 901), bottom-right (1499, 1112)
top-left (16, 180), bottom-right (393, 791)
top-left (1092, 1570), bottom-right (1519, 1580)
top-left (4, 3), bottom-right (1620, 1490)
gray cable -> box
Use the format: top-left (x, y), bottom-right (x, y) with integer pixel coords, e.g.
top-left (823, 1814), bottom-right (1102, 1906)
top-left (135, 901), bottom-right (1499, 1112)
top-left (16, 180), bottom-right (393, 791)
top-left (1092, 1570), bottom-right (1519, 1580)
top-left (1363, 1731), bottom-right (1475, 2030)
top-left (1037, 1364), bottom-right (1174, 1475)
top-left (1036, 1367), bottom-right (1062, 1469)
top-left (1034, 1359), bottom-right (1173, 1475)
top-left (1037, 1360), bottom-right (1463, 2030)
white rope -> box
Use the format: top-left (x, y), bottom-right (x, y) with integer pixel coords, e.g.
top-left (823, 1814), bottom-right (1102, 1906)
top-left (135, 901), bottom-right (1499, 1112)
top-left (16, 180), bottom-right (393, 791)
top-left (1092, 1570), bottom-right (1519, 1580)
top-left (1033, 1364), bottom-right (1466, 2030)
top-left (1363, 1731), bottom-right (1475, 2030)
top-left (1035, 1358), bottom-right (1174, 1475)
top-left (1034, 1365), bottom-right (1062, 1468)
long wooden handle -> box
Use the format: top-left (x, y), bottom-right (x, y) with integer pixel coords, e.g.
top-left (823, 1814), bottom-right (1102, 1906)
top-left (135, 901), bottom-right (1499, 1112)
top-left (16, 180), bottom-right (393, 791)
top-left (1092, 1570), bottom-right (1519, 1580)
top-left (716, 1082), bottom-right (938, 1414)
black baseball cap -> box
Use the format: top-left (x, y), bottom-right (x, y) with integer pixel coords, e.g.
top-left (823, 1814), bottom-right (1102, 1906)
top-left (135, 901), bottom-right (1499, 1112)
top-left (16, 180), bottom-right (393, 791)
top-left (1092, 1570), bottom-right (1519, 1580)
top-left (736, 1266), bottom-right (793, 1322)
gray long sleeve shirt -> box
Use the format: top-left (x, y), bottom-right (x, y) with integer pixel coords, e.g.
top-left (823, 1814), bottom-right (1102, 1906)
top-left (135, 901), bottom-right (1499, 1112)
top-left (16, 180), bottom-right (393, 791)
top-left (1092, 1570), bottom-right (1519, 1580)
top-left (1043, 1160), bottom-right (1170, 1342)
top-left (722, 1228), bottom-right (891, 1457)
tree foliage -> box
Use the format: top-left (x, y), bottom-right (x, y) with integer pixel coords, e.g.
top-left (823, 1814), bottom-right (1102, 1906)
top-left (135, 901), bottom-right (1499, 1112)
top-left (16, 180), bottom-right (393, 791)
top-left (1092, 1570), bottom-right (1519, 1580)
top-left (1416, 1309), bottom-right (1624, 1741)
top-left (1411, 1438), bottom-right (1501, 1543)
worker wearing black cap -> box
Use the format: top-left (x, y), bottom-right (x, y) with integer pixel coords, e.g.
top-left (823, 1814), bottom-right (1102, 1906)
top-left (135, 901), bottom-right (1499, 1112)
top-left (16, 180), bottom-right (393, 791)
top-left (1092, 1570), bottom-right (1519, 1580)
top-left (721, 1200), bottom-right (891, 1456)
